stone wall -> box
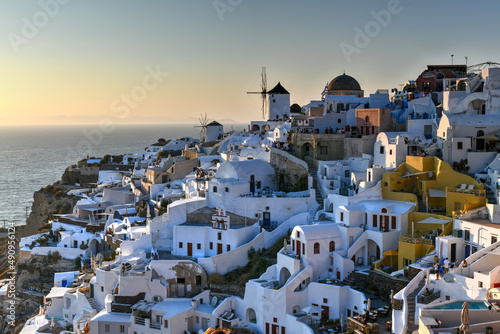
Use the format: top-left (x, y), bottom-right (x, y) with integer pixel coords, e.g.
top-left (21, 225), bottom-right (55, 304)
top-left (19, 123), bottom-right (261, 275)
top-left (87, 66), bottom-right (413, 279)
top-left (350, 270), bottom-right (409, 300)
top-left (290, 133), bottom-right (377, 162)
top-left (344, 136), bottom-right (376, 159)
top-left (347, 317), bottom-right (379, 334)
top-left (270, 148), bottom-right (309, 192)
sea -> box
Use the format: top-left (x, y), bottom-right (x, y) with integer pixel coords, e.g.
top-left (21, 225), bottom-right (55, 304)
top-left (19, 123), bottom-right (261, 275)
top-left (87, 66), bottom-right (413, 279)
top-left (0, 123), bottom-right (244, 226)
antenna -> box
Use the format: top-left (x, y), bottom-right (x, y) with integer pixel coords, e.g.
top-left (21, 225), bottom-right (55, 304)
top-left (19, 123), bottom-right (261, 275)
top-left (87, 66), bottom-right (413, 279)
top-left (247, 67), bottom-right (268, 120)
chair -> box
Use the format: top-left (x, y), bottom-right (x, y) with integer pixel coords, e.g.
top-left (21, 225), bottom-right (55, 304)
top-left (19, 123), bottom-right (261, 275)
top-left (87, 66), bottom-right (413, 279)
top-left (356, 257), bottom-right (364, 266)
top-left (459, 184), bottom-right (467, 190)
top-left (369, 256), bottom-right (376, 264)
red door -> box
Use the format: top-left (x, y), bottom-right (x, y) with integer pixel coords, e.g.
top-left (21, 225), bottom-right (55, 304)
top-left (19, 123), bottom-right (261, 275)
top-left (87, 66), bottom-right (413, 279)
top-left (384, 216), bottom-right (389, 232)
top-left (272, 325), bottom-right (279, 334)
top-left (217, 243), bottom-right (223, 255)
top-left (321, 306), bottom-right (329, 319)
top-left (265, 323), bottom-right (269, 334)
top-left (296, 240), bottom-right (301, 259)
top-left (187, 243), bottom-right (193, 257)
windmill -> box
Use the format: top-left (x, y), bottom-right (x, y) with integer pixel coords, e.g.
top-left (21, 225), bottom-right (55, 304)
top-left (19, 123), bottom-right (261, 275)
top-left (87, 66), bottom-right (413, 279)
top-left (195, 113), bottom-right (209, 143)
top-left (247, 66), bottom-right (268, 120)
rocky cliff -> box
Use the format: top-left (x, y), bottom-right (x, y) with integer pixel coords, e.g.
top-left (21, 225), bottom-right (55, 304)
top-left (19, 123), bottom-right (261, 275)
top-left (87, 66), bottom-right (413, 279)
top-left (17, 183), bottom-right (80, 238)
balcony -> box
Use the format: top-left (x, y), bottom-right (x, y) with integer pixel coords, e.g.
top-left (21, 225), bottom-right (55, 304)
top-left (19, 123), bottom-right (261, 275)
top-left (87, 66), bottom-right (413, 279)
top-left (399, 235), bottom-right (433, 245)
top-left (446, 186), bottom-right (486, 197)
top-left (417, 289), bottom-right (441, 304)
top-left (134, 317), bottom-right (147, 326)
top-left (150, 322), bottom-right (161, 330)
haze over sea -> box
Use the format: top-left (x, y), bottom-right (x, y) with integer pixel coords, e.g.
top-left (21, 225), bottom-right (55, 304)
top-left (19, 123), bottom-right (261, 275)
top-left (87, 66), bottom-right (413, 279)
top-left (0, 124), bottom-right (243, 226)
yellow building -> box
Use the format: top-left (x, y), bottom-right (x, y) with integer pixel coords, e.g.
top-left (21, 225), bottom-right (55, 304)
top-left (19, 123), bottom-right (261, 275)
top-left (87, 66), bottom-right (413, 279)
top-left (377, 156), bottom-right (486, 271)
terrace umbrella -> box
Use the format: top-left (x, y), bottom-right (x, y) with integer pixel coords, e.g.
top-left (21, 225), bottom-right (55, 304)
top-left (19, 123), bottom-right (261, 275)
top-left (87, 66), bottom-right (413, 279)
top-left (459, 301), bottom-right (470, 333)
top-left (426, 269), bottom-right (431, 286)
top-left (367, 298), bottom-right (371, 312)
top-left (383, 249), bottom-right (398, 269)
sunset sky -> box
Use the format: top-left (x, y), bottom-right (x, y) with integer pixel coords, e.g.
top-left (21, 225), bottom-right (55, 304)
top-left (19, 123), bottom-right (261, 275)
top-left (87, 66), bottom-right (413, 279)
top-left (1, 0), bottom-right (499, 126)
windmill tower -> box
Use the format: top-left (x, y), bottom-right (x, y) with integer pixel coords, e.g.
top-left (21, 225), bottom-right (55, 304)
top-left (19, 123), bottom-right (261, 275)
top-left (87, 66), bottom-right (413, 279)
top-left (247, 67), bottom-right (268, 120)
top-left (195, 113), bottom-right (209, 143)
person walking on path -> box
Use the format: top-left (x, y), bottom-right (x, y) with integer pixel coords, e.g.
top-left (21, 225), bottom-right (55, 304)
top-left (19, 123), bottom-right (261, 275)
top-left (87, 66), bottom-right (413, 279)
top-left (443, 258), bottom-right (450, 274)
top-left (434, 261), bottom-right (440, 280)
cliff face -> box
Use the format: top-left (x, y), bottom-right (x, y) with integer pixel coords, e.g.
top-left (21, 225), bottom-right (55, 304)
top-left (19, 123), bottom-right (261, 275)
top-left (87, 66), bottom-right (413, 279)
top-left (61, 166), bottom-right (99, 186)
top-left (18, 184), bottom-right (79, 238)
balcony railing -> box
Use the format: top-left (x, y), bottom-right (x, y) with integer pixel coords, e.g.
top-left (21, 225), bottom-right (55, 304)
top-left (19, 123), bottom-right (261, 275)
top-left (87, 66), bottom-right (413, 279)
top-left (150, 322), bottom-right (161, 330)
top-left (446, 187), bottom-right (486, 196)
top-left (134, 317), bottom-right (146, 326)
top-left (417, 290), bottom-right (440, 304)
top-left (399, 235), bottom-right (433, 245)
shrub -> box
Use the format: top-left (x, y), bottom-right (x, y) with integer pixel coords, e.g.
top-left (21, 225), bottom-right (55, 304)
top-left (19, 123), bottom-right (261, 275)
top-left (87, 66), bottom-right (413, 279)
top-left (52, 251), bottom-right (61, 262)
top-left (207, 273), bottom-right (226, 285)
top-left (74, 257), bottom-right (82, 269)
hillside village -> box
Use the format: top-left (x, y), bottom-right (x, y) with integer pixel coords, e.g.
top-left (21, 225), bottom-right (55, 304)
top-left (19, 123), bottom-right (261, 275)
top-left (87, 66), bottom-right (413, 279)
top-left (5, 63), bottom-right (500, 334)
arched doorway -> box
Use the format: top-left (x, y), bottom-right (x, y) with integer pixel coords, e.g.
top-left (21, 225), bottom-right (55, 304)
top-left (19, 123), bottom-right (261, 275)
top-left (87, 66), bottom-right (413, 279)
top-left (246, 308), bottom-right (257, 324)
top-left (251, 124), bottom-right (260, 132)
top-left (89, 239), bottom-right (99, 256)
top-left (302, 143), bottom-right (313, 158)
top-left (279, 267), bottom-right (291, 286)
top-left (477, 130), bottom-right (485, 151)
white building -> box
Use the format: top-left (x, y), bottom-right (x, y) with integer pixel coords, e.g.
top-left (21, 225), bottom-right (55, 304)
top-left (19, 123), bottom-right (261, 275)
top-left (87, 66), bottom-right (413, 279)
top-left (438, 112), bottom-right (500, 173)
top-left (173, 206), bottom-right (259, 258)
top-left (205, 121), bottom-right (224, 142)
top-left (267, 82), bottom-right (290, 121)
top-left (227, 223), bottom-right (367, 334)
top-left (317, 155), bottom-right (373, 198)
top-left (373, 132), bottom-right (426, 170)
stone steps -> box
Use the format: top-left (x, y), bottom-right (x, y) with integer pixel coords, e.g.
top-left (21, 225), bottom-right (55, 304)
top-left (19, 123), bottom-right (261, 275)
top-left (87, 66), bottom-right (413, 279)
top-left (307, 164), bottom-right (324, 211)
top-left (406, 279), bottom-right (425, 333)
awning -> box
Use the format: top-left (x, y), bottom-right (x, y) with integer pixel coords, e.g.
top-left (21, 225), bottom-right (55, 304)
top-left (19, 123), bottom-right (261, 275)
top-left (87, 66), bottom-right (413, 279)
top-left (479, 131), bottom-right (500, 141)
top-left (383, 250), bottom-right (398, 256)
top-left (420, 315), bottom-right (438, 326)
top-left (46, 287), bottom-right (70, 299)
top-left (428, 189), bottom-right (446, 198)
top-left (417, 217), bottom-right (451, 225)
top-left (302, 305), bottom-right (323, 314)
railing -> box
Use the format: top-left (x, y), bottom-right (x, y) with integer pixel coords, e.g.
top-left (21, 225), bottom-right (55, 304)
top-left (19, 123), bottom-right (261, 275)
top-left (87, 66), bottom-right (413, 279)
top-left (417, 290), bottom-right (440, 304)
top-left (134, 317), bottom-right (146, 326)
top-left (446, 187), bottom-right (485, 196)
top-left (399, 235), bottom-right (433, 245)
top-left (150, 322), bottom-right (161, 330)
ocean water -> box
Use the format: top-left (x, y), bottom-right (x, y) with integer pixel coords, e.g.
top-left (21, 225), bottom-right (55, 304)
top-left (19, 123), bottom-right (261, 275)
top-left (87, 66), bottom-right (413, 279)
top-left (0, 124), bottom-right (242, 226)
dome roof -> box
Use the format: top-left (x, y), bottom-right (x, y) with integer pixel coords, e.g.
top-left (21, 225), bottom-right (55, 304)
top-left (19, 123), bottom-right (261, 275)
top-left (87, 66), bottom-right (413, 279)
top-left (327, 74), bottom-right (361, 92)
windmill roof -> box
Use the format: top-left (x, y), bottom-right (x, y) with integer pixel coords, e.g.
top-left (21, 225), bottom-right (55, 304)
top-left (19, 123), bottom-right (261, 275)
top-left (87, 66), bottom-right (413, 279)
top-left (207, 121), bottom-right (222, 127)
top-left (268, 82), bottom-right (289, 95)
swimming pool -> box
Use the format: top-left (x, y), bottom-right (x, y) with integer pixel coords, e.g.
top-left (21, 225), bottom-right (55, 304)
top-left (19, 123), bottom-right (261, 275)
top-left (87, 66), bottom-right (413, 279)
top-left (429, 301), bottom-right (488, 310)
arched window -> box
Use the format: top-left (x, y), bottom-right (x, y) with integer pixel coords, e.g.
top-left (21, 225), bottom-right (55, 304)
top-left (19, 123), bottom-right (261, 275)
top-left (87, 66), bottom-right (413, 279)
top-left (314, 242), bottom-right (320, 254)
top-left (329, 241), bottom-right (335, 252)
top-left (381, 208), bottom-right (388, 213)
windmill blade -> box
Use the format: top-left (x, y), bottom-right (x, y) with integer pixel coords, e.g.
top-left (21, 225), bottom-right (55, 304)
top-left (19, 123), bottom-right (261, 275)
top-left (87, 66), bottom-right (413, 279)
top-left (261, 66), bottom-right (267, 94)
top-left (261, 67), bottom-right (267, 120)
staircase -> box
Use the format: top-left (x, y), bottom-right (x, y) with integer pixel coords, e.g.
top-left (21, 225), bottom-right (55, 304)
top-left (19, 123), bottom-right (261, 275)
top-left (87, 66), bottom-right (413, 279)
top-left (308, 163), bottom-right (324, 211)
top-left (406, 278), bottom-right (425, 333)
top-left (416, 196), bottom-right (426, 213)
top-left (86, 296), bottom-right (99, 311)
top-left (486, 187), bottom-right (497, 204)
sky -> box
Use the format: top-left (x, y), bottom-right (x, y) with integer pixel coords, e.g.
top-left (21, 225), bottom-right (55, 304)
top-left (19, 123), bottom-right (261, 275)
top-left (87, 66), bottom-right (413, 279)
top-left (1, 0), bottom-right (500, 126)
